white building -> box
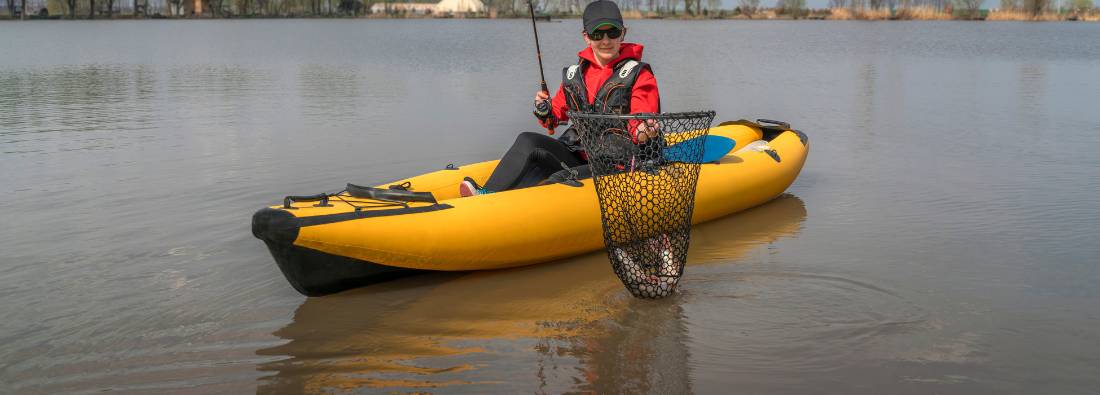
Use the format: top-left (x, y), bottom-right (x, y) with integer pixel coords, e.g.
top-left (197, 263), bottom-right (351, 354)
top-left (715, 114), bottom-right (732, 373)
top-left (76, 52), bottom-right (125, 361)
top-left (369, 0), bottom-right (485, 15)
top-left (369, 2), bottom-right (437, 14)
top-left (434, 0), bottom-right (484, 13)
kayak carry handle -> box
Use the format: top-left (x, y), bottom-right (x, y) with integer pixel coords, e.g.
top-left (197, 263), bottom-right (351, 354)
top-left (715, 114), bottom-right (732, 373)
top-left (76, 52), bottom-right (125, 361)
top-left (756, 119), bottom-right (791, 130)
top-left (284, 194), bottom-right (330, 209)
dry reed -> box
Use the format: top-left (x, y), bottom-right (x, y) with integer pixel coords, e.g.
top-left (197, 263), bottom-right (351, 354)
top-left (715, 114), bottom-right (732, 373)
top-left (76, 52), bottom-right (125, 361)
top-left (828, 6), bottom-right (949, 20)
top-left (986, 9), bottom-right (1064, 20)
top-left (895, 5), bottom-right (953, 20)
top-left (827, 8), bottom-right (855, 19)
top-left (860, 8), bottom-right (891, 19)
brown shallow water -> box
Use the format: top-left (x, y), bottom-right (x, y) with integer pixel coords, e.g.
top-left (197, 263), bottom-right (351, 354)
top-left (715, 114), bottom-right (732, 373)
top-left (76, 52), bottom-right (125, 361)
top-left (2, 20), bottom-right (1100, 393)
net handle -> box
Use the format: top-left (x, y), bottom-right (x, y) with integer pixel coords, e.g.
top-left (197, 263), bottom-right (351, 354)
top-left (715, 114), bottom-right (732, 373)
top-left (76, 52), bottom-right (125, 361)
top-left (565, 111), bottom-right (716, 121)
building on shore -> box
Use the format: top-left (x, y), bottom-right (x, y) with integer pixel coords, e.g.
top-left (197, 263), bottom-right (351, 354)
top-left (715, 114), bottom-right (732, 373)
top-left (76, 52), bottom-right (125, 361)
top-left (434, 0), bottom-right (484, 14)
top-left (369, 0), bottom-right (484, 16)
top-left (369, 1), bottom-right (434, 15)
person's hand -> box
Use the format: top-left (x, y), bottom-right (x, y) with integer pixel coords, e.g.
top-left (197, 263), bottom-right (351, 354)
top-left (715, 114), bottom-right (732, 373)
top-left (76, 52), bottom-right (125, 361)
top-left (533, 90), bottom-right (551, 118)
top-left (636, 119), bottom-right (660, 143)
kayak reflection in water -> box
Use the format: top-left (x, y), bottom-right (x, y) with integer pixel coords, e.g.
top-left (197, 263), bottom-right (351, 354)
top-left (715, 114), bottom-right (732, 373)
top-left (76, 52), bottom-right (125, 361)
top-left (458, 0), bottom-right (661, 197)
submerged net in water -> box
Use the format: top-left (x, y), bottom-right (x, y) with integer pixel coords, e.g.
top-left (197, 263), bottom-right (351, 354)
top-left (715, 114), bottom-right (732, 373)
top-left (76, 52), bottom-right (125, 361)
top-left (567, 111), bottom-right (716, 298)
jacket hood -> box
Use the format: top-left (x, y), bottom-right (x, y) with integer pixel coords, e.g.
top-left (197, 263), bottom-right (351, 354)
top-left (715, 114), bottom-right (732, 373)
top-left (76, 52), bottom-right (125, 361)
top-left (578, 43), bottom-right (644, 68)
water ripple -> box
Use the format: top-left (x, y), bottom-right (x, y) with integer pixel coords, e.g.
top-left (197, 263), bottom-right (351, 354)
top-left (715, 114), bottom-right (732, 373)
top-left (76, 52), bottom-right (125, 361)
top-left (678, 269), bottom-right (929, 374)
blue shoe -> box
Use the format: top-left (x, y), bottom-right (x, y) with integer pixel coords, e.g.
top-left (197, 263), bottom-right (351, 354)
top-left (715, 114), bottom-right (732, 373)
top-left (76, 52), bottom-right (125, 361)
top-left (459, 177), bottom-right (491, 197)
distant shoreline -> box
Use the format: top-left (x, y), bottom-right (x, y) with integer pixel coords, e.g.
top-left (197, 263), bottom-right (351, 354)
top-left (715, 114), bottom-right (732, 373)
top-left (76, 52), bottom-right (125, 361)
top-left (2, 7), bottom-right (1097, 22)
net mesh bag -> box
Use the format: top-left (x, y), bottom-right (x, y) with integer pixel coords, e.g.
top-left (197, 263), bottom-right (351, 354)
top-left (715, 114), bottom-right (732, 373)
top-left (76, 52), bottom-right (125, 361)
top-left (568, 111), bottom-right (716, 298)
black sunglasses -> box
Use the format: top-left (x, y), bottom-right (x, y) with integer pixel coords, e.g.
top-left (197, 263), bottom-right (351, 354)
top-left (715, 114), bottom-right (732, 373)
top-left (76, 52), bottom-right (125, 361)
top-left (587, 28), bottom-right (623, 41)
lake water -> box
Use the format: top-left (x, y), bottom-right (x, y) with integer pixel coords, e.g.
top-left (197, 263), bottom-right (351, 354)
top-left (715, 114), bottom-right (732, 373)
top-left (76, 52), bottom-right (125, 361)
top-left (2, 19), bottom-right (1099, 394)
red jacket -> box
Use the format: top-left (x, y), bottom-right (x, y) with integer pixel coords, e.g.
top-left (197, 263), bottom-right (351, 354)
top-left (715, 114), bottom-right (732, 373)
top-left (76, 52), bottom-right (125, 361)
top-left (539, 43), bottom-right (660, 140)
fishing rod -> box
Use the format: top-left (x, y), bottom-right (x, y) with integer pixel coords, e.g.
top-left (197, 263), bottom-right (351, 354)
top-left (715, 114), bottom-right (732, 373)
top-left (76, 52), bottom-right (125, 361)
top-left (527, 0), bottom-right (553, 135)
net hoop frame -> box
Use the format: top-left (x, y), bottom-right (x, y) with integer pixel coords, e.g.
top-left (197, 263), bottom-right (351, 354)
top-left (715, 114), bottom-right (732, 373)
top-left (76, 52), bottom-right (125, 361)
top-left (565, 111), bottom-right (716, 122)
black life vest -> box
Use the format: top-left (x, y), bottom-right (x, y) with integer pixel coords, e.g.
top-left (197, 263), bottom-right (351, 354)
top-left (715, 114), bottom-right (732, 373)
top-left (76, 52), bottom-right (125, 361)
top-left (561, 58), bottom-right (653, 115)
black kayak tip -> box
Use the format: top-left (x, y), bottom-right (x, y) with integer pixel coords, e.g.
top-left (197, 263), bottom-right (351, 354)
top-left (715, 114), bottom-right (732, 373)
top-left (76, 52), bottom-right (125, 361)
top-left (251, 207), bottom-right (300, 246)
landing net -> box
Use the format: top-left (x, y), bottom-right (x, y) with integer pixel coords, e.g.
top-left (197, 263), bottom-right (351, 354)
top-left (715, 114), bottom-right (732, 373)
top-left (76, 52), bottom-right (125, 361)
top-left (567, 111), bottom-right (716, 298)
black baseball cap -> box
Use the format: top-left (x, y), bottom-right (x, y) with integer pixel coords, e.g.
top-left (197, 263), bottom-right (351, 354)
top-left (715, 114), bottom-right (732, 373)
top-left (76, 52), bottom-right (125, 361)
top-left (583, 1), bottom-right (624, 35)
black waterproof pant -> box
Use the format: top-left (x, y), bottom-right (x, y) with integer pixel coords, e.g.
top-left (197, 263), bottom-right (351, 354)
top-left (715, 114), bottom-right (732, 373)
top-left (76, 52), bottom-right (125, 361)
top-left (484, 132), bottom-right (586, 192)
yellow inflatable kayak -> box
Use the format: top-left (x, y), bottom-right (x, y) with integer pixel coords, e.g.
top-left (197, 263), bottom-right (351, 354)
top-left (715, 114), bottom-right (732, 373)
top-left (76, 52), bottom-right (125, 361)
top-left (252, 120), bottom-right (808, 296)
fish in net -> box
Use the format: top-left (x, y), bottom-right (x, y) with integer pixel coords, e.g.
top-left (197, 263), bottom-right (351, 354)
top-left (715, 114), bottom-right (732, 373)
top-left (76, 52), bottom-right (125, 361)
top-left (567, 111), bottom-right (716, 298)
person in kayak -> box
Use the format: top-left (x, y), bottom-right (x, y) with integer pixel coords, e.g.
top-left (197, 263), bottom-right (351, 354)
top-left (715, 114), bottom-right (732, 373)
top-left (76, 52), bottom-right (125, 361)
top-left (459, 0), bottom-right (661, 196)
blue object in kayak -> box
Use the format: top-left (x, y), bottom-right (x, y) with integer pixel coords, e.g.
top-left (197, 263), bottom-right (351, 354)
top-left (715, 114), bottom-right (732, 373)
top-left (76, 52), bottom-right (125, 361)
top-left (664, 135), bottom-right (736, 163)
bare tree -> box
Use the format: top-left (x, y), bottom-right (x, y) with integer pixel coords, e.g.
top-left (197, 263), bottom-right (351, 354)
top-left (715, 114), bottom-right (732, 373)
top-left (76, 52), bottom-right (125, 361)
top-left (661, 0), bottom-right (680, 14)
top-left (784, 0), bottom-right (805, 16)
top-left (829, 0), bottom-right (845, 7)
top-left (167, 0), bottom-right (181, 15)
top-left (210, 0), bottom-right (224, 15)
top-left (953, 0), bottom-right (979, 17)
top-left (738, 0), bottom-right (759, 16)
top-left (1022, 0), bottom-right (1047, 15)
top-left (1068, 0), bottom-right (1092, 12)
